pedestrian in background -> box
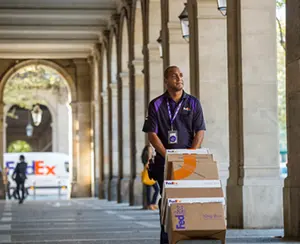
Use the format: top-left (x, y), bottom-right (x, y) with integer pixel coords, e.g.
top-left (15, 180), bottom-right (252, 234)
top-left (141, 144), bottom-right (159, 210)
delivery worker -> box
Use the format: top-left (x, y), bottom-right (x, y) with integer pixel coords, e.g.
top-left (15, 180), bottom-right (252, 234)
top-left (12, 155), bottom-right (28, 204)
top-left (141, 144), bottom-right (160, 210)
top-left (142, 65), bottom-right (206, 244)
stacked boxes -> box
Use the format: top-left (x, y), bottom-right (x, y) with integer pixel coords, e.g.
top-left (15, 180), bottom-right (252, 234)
top-left (160, 149), bottom-right (226, 244)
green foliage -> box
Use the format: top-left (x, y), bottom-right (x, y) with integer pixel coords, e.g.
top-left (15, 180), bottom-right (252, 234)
top-left (3, 65), bottom-right (66, 109)
top-left (8, 140), bottom-right (32, 153)
top-left (276, 0), bottom-right (285, 8)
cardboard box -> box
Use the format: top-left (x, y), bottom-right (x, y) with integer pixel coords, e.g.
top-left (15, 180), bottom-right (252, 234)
top-left (167, 202), bottom-right (226, 244)
top-left (160, 180), bottom-right (224, 226)
top-left (164, 151), bottom-right (218, 181)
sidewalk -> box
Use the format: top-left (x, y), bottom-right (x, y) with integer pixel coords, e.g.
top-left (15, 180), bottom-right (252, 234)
top-left (0, 198), bottom-right (299, 244)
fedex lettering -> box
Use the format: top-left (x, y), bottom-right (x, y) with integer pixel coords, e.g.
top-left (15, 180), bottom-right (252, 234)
top-left (174, 205), bottom-right (186, 230)
top-left (6, 161), bottom-right (56, 176)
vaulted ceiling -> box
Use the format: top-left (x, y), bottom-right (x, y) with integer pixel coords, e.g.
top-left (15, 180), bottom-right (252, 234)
top-left (0, 0), bottom-right (119, 59)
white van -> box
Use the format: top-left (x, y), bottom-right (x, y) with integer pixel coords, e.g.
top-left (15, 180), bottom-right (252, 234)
top-left (4, 152), bottom-right (70, 197)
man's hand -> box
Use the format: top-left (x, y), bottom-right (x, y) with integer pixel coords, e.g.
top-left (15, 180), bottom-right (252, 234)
top-left (148, 132), bottom-right (166, 157)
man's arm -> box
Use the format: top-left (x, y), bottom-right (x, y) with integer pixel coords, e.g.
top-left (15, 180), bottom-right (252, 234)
top-left (12, 163), bottom-right (18, 180)
top-left (148, 132), bottom-right (166, 158)
top-left (191, 99), bottom-right (206, 149)
top-left (191, 130), bottom-right (205, 149)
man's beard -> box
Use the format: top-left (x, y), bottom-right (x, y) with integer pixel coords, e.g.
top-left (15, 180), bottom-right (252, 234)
top-left (171, 81), bottom-right (184, 92)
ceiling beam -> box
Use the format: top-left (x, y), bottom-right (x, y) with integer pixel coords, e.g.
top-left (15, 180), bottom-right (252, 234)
top-left (0, 51), bottom-right (90, 59)
top-left (0, 26), bottom-right (103, 35)
top-left (0, 9), bottom-right (115, 20)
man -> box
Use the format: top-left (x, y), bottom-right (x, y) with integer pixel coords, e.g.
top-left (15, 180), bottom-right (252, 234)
top-left (12, 155), bottom-right (27, 204)
top-left (142, 66), bottom-right (206, 244)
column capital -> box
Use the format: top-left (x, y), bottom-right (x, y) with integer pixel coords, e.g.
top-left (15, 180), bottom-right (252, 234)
top-left (109, 83), bottom-right (118, 97)
top-left (101, 91), bottom-right (108, 104)
top-left (168, 22), bottom-right (187, 44)
top-left (87, 55), bottom-right (94, 67)
top-left (148, 43), bottom-right (162, 62)
top-left (132, 59), bottom-right (144, 75)
top-left (119, 72), bottom-right (129, 87)
top-left (92, 43), bottom-right (101, 62)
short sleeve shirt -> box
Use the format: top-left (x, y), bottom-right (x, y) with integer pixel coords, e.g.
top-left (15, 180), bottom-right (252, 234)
top-left (142, 91), bottom-right (206, 166)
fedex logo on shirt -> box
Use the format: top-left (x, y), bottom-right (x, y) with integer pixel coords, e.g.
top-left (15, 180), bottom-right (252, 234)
top-left (5, 161), bottom-right (56, 176)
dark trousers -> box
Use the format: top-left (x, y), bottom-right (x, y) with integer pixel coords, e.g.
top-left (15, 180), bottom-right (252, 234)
top-left (157, 179), bottom-right (169, 244)
top-left (146, 182), bottom-right (159, 205)
top-left (16, 180), bottom-right (25, 200)
top-left (148, 166), bottom-right (169, 244)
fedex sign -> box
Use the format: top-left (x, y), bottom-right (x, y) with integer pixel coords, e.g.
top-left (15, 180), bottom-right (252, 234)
top-left (6, 160), bottom-right (56, 176)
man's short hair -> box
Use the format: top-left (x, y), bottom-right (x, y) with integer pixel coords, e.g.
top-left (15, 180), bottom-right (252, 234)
top-left (19, 155), bottom-right (25, 160)
top-left (164, 66), bottom-right (179, 79)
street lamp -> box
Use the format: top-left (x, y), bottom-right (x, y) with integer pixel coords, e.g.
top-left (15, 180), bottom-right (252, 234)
top-left (178, 3), bottom-right (189, 42)
top-left (31, 104), bottom-right (43, 126)
top-left (26, 123), bottom-right (33, 137)
top-left (217, 0), bottom-right (227, 16)
top-left (156, 30), bottom-right (163, 58)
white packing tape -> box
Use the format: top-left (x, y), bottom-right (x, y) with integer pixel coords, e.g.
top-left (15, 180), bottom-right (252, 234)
top-left (164, 180), bottom-right (221, 188)
top-left (167, 197), bottom-right (225, 206)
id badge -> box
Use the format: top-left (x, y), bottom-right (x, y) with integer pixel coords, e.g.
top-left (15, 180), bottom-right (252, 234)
top-left (168, 130), bottom-right (178, 144)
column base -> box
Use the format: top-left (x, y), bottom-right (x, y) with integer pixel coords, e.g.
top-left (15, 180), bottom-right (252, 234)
top-left (97, 179), bottom-right (105, 199)
top-left (227, 178), bottom-right (283, 228)
top-left (133, 176), bottom-right (143, 206)
top-left (108, 176), bottom-right (117, 201)
top-left (104, 177), bottom-right (109, 199)
top-left (226, 184), bottom-right (244, 228)
top-left (284, 185), bottom-right (300, 238)
top-left (118, 177), bottom-right (130, 203)
top-left (70, 182), bottom-right (91, 198)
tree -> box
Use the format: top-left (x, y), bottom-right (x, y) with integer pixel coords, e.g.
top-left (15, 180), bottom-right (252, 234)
top-left (8, 140), bottom-right (32, 153)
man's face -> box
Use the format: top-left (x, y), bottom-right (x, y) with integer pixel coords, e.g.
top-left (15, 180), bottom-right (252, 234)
top-left (165, 67), bottom-right (184, 92)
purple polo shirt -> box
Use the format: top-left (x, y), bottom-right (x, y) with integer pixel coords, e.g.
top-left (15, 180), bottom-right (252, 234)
top-left (142, 91), bottom-right (206, 168)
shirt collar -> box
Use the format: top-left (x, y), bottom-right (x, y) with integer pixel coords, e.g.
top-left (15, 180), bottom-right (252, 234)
top-left (164, 90), bottom-right (187, 102)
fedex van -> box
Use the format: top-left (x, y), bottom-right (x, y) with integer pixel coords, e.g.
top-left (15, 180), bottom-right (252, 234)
top-left (4, 152), bottom-right (71, 197)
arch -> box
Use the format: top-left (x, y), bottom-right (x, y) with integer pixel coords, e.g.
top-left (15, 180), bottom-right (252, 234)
top-left (111, 35), bottom-right (118, 83)
top-left (133, 0), bottom-right (143, 60)
top-left (0, 59), bottom-right (76, 103)
top-left (102, 48), bottom-right (108, 92)
top-left (148, 0), bottom-right (162, 45)
top-left (119, 9), bottom-right (130, 73)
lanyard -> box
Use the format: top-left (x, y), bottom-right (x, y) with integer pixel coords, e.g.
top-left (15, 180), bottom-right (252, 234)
top-left (167, 99), bottom-right (183, 130)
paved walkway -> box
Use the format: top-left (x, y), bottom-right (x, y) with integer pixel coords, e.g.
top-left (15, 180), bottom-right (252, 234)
top-left (0, 198), bottom-right (298, 244)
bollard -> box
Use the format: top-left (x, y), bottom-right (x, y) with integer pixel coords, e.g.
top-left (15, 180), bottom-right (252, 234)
top-left (58, 180), bottom-right (61, 198)
top-left (33, 181), bottom-right (36, 200)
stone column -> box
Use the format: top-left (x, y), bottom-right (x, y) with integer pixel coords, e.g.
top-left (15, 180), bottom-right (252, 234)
top-left (283, 0), bottom-right (300, 238)
top-left (70, 101), bottom-right (79, 198)
top-left (109, 82), bottom-right (118, 201)
top-left (119, 72), bottom-right (130, 202)
top-left (70, 59), bottom-right (92, 197)
top-left (0, 103), bottom-right (5, 199)
top-left (196, 0), bottom-right (229, 195)
top-left (92, 53), bottom-right (101, 198)
top-left (163, 0), bottom-right (190, 93)
top-left (148, 45), bottom-right (164, 99)
top-left (226, 0), bottom-right (282, 228)
top-left (148, 0), bottom-right (164, 99)
top-left (101, 91), bottom-right (110, 199)
top-left (133, 60), bottom-right (145, 205)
